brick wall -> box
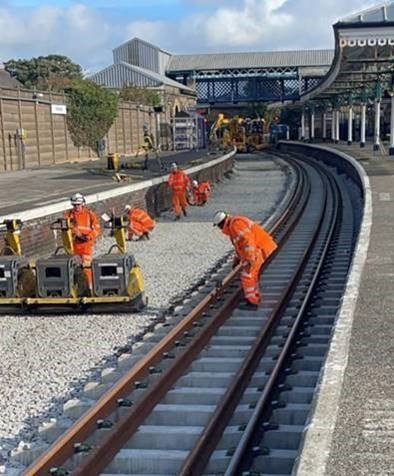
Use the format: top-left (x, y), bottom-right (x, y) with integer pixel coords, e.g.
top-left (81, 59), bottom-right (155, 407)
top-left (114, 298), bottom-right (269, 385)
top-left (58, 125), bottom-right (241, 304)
top-left (16, 152), bottom-right (234, 258)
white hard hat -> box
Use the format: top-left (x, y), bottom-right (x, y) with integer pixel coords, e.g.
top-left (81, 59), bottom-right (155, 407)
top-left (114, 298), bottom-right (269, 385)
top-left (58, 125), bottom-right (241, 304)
top-left (192, 180), bottom-right (198, 187)
top-left (124, 204), bottom-right (132, 212)
top-left (70, 192), bottom-right (85, 205)
top-left (213, 211), bottom-right (227, 227)
top-left (170, 162), bottom-right (178, 171)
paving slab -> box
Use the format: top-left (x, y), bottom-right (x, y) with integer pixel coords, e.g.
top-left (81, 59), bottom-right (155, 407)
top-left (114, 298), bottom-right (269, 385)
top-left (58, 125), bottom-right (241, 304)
top-left (294, 141), bottom-right (394, 475)
top-left (0, 149), bottom-right (220, 216)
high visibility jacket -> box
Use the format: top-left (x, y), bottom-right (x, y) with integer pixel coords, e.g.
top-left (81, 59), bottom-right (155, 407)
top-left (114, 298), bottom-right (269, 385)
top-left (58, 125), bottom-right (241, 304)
top-left (222, 215), bottom-right (277, 263)
top-left (198, 182), bottom-right (212, 193)
top-left (128, 208), bottom-right (155, 232)
top-left (64, 207), bottom-right (101, 245)
top-left (197, 181), bottom-right (211, 196)
top-left (168, 170), bottom-right (190, 193)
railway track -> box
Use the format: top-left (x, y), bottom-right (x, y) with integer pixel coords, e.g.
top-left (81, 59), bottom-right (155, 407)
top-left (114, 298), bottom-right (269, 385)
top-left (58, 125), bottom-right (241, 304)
top-left (25, 150), bottom-right (361, 476)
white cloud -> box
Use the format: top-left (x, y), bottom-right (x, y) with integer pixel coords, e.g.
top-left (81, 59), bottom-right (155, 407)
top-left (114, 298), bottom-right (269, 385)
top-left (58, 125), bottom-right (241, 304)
top-left (0, 3), bottom-right (114, 70)
top-left (0, 0), bottom-right (379, 72)
top-left (124, 20), bottom-right (169, 47)
top-left (199, 0), bottom-right (293, 46)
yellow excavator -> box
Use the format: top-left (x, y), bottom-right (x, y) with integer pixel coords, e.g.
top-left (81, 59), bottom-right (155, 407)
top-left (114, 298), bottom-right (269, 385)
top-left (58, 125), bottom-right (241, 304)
top-left (0, 215), bottom-right (146, 313)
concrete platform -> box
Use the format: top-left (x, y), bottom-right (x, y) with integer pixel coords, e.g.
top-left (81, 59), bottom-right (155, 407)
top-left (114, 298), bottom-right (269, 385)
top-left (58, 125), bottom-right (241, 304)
top-left (291, 142), bottom-right (394, 475)
top-left (0, 149), bottom-right (219, 216)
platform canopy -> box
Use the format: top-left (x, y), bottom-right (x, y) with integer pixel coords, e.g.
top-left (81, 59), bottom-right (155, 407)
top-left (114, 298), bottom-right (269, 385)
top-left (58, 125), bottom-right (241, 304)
top-left (301, 2), bottom-right (394, 105)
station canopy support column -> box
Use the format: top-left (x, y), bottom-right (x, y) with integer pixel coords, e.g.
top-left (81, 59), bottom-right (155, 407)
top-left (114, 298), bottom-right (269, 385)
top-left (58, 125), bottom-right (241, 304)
top-left (360, 102), bottom-right (366, 148)
top-left (322, 111), bottom-right (327, 141)
top-left (331, 110), bottom-right (336, 141)
top-left (390, 93), bottom-right (394, 155)
top-left (347, 106), bottom-right (353, 145)
top-left (310, 107), bottom-right (315, 141)
top-left (335, 109), bottom-right (340, 143)
top-left (301, 109), bottom-right (306, 141)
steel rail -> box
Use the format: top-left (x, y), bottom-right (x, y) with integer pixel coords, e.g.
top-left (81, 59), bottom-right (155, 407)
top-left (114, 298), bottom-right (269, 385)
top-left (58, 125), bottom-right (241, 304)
top-left (225, 160), bottom-right (341, 475)
top-left (25, 163), bottom-right (302, 476)
top-left (179, 160), bottom-right (328, 475)
top-left (69, 160), bottom-right (309, 475)
top-left (23, 265), bottom-right (244, 475)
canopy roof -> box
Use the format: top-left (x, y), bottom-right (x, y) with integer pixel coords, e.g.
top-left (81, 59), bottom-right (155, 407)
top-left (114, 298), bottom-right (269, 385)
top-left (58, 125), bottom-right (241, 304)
top-left (301, 2), bottom-right (394, 105)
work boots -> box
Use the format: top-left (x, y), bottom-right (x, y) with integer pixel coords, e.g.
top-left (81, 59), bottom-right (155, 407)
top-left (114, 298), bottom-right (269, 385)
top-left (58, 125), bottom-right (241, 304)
top-left (182, 208), bottom-right (187, 217)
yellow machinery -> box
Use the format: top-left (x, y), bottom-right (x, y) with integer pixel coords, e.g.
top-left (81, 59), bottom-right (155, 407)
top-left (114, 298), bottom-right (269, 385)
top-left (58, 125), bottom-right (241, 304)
top-left (245, 118), bottom-right (267, 152)
top-left (0, 215), bottom-right (146, 313)
top-left (208, 113), bottom-right (231, 151)
top-left (229, 116), bottom-right (247, 152)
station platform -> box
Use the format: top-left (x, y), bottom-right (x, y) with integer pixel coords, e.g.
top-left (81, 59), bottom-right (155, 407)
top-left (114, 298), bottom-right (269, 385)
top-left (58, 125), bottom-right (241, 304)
top-left (0, 149), bottom-right (218, 216)
top-left (295, 141), bottom-right (394, 475)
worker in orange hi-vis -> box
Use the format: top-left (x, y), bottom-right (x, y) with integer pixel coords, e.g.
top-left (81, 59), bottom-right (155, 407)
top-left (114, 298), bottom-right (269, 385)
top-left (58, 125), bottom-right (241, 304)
top-left (168, 162), bottom-right (190, 220)
top-left (213, 211), bottom-right (277, 310)
top-left (124, 205), bottom-right (156, 241)
top-left (193, 179), bottom-right (212, 206)
top-left (64, 193), bottom-right (101, 293)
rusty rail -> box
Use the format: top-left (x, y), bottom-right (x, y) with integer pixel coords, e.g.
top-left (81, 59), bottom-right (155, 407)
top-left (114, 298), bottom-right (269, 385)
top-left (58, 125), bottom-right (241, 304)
top-left (25, 159), bottom-right (304, 476)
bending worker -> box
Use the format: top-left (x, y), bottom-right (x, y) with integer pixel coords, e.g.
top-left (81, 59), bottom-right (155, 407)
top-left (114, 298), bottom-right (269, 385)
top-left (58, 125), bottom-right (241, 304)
top-left (65, 193), bottom-right (101, 292)
top-left (192, 179), bottom-right (212, 206)
top-left (168, 162), bottom-right (190, 220)
top-left (124, 205), bottom-right (155, 241)
top-left (213, 211), bottom-right (277, 310)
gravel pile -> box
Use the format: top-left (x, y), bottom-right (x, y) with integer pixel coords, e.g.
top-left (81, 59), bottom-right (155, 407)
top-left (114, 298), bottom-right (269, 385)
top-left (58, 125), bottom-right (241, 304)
top-left (0, 153), bottom-right (290, 471)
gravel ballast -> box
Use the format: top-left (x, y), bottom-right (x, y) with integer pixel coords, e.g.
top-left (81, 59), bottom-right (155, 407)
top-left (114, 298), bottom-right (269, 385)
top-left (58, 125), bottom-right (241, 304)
top-left (0, 154), bottom-right (290, 470)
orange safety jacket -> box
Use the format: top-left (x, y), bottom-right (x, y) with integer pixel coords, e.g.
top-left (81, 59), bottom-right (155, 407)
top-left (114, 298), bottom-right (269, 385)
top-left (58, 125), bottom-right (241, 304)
top-left (197, 181), bottom-right (211, 196)
top-left (168, 170), bottom-right (190, 193)
top-left (64, 207), bottom-right (101, 246)
top-left (222, 215), bottom-right (277, 263)
top-left (128, 208), bottom-right (155, 232)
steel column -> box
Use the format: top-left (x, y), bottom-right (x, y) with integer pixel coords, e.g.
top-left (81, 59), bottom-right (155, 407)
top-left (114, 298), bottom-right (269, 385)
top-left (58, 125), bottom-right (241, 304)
top-left (335, 110), bottom-right (340, 143)
top-left (347, 106), bottom-right (353, 145)
top-left (373, 100), bottom-right (381, 151)
top-left (331, 110), bottom-right (336, 141)
top-left (310, 110), bottom-right (315, 141)
top-left (390, 95), bottom-right (394, 155)
top-left (301, 110), bottom-right (305, 140)
top-left (322, 112), bottom-right (327, 141)
top-left (360, 104), bottom-right (366, 148)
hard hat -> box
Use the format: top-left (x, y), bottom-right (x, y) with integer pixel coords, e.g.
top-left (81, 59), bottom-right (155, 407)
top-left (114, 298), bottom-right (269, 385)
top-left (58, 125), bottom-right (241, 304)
top-left (213, 211), bottom-right (227, 227)
top-left (170, 162), bottom-right (178, 171)
top-left (70, 192), bottom-right (85, 205)
top-left (192, 180), bottom-right (198, 187)
top-left (124, 204), bottom-right (132, 212)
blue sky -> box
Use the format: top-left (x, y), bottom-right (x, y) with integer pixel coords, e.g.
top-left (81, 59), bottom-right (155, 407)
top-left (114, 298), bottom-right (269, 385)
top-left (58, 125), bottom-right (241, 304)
top-left (0, 0), bottom-right (376, 73)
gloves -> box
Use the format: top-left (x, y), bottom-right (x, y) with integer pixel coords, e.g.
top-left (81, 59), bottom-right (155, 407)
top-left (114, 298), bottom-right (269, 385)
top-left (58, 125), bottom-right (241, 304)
top-left (75, 234), bottom-right (89, 243)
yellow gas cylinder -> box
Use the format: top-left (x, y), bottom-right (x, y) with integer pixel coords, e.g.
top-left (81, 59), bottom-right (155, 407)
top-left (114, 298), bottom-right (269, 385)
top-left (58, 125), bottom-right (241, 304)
top-left (107, 153), bottom-right (120, 171)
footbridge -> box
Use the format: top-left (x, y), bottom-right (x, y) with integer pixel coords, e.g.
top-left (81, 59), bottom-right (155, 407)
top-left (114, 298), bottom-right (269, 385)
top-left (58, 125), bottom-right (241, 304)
top-left (167, 50), bottom-right (333, 106)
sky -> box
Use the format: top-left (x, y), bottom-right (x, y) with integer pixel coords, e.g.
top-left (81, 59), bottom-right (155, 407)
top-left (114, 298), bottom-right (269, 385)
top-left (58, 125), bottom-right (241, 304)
top-left (0, 0), bottom-right (378, 73)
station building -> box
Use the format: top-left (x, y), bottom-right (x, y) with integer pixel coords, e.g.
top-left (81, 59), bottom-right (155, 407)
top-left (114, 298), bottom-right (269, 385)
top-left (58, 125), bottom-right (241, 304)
top-left (89, 38), bottom-right (333, 109)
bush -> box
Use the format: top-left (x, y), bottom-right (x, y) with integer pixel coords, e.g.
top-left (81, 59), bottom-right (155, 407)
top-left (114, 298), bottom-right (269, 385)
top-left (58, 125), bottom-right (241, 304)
top-left (65, 79), bottom-right (119, 153)
top-left (119, 84), bottom-right (161, 106)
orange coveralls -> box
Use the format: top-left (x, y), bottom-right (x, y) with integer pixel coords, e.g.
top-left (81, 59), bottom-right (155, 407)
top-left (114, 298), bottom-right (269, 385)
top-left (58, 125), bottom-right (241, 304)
top-left (222, 215), bottom-right (277, 305)
top-left (168, 169), bottom-right (190, 217)
top-left (64, 207), bottom-right (101, 289)
top-left (127, 208), bottom-right (155, 240)
top-left (194, 181), bottom-right (212, 206)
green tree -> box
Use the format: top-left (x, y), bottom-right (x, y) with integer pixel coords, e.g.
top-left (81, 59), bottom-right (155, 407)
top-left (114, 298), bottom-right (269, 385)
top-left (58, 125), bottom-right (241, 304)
top-left (119, 84), bottom-right (161, 106)
top-left (4, 55), bottom-right (83, 90)
top-left (65, 79), bottom-right (119, 153)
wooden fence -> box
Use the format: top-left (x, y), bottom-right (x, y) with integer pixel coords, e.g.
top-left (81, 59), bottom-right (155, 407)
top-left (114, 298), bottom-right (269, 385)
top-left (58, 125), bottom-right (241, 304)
top-left (0, 86), bottom-right (189, 172)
